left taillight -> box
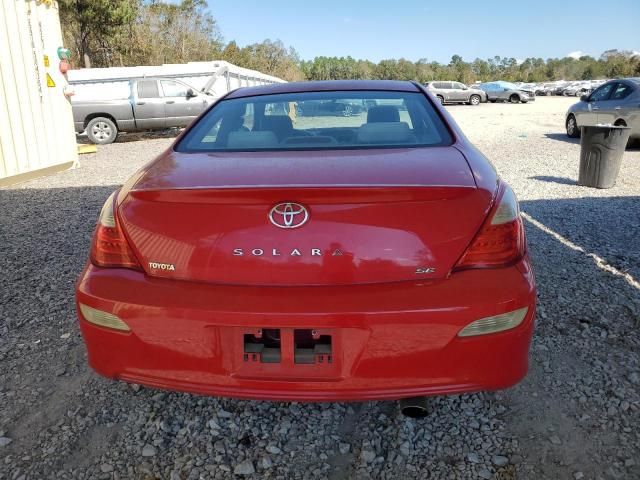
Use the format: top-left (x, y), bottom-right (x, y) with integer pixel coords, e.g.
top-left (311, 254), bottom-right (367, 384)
top-left (90, 192), bottom-right (141, 270)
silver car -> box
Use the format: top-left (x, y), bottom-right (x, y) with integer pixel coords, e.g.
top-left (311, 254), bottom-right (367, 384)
top-left (477, 81), bottom-right (535, 103)
top-left (425, 81), bottom-right (487, 105)
top-left (563, 82), bottom-right (593, 97)
top-left (565, 78), bottom-right (640, 142)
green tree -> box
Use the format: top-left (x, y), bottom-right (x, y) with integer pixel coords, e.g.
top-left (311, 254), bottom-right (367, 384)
top-left (134, 0), bottom-right (222, 65)
top-left (59, 0), bottom-right (137, 67)
top-left (58, 4), bottom-right (639, 84)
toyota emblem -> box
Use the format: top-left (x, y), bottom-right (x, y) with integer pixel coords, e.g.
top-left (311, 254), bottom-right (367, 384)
top-left (269, 202), bottom-right (309, 229)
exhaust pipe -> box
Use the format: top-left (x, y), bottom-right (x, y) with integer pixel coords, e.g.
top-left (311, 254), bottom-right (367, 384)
top-left (399, 397), bottom-right (430, 418)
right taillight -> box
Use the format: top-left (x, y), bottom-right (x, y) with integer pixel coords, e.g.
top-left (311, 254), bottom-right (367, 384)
top-left (454, 183), bottom-right (525, 270)
top-left (90, 192), bottom-right (141, 270)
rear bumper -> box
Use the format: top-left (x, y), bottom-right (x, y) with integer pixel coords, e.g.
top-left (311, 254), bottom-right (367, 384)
top-left (76, 258), bottom-right (536, 401)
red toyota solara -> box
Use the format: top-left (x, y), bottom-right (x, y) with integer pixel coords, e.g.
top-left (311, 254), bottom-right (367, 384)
top-left (76, 80), bottom-right (536, 404)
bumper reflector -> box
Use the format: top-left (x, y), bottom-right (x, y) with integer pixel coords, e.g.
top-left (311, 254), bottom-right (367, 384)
top-left (79, 304), bottom-right (130, 331)
top-left (458, 307), bottom-right (528, 337)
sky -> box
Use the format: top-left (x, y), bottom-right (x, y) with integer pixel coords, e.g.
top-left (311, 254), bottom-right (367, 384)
top-left (208, 0), bottom-right (640, 63)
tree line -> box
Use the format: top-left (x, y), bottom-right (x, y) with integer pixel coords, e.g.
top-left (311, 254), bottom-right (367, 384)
top-left (60, 0), bottom-right (640, 83)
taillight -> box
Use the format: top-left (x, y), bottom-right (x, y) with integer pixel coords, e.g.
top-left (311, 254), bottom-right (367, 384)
top-left (454, 183), bottom-right (525, 270)
top-left (90, 192), bottom-right (141, 270)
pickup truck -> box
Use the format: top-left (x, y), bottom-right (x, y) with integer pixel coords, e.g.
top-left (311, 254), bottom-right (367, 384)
top-left (73, 77), bottom-right (215, 144)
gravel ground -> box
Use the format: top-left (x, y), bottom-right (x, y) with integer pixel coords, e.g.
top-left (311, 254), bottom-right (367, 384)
top-left (1, 97), bottom-right (639, 480)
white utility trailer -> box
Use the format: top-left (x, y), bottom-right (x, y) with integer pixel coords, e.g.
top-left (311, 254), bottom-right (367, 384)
top-left (67, 61), bottom-right (285, 102)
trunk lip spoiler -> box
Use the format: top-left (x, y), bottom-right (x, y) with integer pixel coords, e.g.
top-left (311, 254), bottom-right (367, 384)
top-left (129, 184), bottom-right (477, 192)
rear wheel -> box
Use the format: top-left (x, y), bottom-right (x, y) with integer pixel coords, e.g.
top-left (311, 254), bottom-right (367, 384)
top-left (566, 114), bottom-right (579, 138)
top-left (469, 94), bottom-right (481, 106)
top-left (342, 105), bottom-right (353, 117)
top-left (86, 117), bottom-right (118, 144)
top-left (509, 94), bottom-right (520, 104)
top-left (436, 95), bottom-right (444, 105)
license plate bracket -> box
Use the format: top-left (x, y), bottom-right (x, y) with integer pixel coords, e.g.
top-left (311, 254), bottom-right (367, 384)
top-left (235, 327), bottom-right (340, 380)
top-left (294, 329), bottom-right (332, 364)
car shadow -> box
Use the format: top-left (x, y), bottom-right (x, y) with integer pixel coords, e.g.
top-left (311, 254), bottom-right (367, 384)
top-left (530, 175), bottom-right (576, 185)
top-left (76, 128), bottom-right (182, 145)
top-left (544, 133), bottom-right (580, 145)
top-left (626, 143), bottom-right (640, 152)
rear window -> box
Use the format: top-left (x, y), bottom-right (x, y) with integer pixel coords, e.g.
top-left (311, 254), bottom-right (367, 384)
top-left (175, 90), bottom-right (452, 152)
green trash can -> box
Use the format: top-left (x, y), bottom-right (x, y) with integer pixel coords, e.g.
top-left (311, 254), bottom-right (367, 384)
top-left (578, 125), bottom-right (630, 189)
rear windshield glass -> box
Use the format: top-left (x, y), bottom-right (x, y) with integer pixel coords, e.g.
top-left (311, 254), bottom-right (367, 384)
top-left (175, 90), bottom-right (452, 152)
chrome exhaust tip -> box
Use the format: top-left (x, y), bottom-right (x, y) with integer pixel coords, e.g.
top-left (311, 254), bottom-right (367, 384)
top-left (399, 397), bottom-right (430, 418)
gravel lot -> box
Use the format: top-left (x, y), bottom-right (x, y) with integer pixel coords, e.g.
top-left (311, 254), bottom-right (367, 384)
top-left (1, 96), bottom-right (639, 480)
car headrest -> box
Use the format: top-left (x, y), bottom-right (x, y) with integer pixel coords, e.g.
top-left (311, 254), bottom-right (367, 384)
top-left (261, 115), bottom-right (293, 131)
top-left (357, 122), bottom-right (411, 144)
top-left (227, 131), bottom-right (278, 149)
top-left (226, 115), bottom-right (246, 131)
top-left (367, 106), bottom-right (400, 123)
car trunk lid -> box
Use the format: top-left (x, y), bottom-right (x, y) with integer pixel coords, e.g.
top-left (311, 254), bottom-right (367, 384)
top-left (119, 148), bottom-right (493, 285)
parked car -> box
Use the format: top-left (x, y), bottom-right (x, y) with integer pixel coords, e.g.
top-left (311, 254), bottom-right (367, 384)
top-left (552, 82), bottom-right (571, 95)
top-left (373, 98), bottom-right (409, 110)
top-left (535, 83), bottom-right (555, 96)
top-left (296, 99), bottom-right (366, 117)
top-left (519, 83), bottom-right (537, 92)
top-left (72, 77), bottom-right (215, 144)
top-left (563, 82), bottom-right (592, 97)
top-left (559, 82), bottom-right (578, 95)
top-left (424, 81), bottom-right (487, 105)
top-left (477, 81), bottom-right (535, 103)
top-left (75, 80), bottom-right (536, 411)
top-left (565, 78), bottom-right (640, 142)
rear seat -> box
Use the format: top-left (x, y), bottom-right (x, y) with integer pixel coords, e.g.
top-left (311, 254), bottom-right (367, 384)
top-left (367, 106), bottom-right (400, 123)
top-left (358, 105), bottom-right (414, 144)
top-left (357, 122), bottom-right (413, 144)
top-left (227, 131), bottom-right (279, 149)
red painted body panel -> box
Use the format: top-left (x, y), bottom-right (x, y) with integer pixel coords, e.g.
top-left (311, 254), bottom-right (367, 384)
top-left (76, 256), bottom-right (535, 401)
top-left (132, 147), bottom-right (476, 191)
top-left (121, 148), bottom-right (492, 285)
top-left (75, 81), bottom-right (535, 400)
